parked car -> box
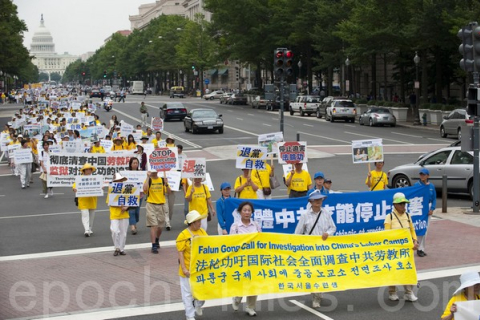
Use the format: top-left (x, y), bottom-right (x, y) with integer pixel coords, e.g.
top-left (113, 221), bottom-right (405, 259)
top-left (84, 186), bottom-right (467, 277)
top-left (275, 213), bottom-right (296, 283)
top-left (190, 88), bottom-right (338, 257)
top-left (289, 95), bottom-right (321, 116)
top-left (252, 95), bottom-right (268, 109)
top-left (388, 146), bottom-right (475, 198)
top-left (316, 96), bottom-right (341, 118)
top-left (203, 90), bottom-right (225, 100)
top-left (358, 107), bottom-right (396, 127)
top-left (89, 90), bottom-right (101, 98)
top-left (184, 108), bottom-right (224, 134)
top-left (266, 97), bottom-right (290, 111)
top-left (227, 93), bottom-right (248, 105)
top-left (160, 102), bottom-right (188, 121)
top-left (440, 109), bottom-right (471, 139)
top-left (325, 99), bottom-right (356, 122)
top-left (219, 93), bottom-right (233, 104)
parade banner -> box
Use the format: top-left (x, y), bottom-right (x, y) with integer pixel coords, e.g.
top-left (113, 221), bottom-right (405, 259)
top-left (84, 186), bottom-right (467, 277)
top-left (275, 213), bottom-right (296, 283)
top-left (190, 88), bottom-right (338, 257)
top-left (182, 158), bottom-right (206, 178)
top-left (166, 170), bottom-right (182, 191)
top-left (224, 185), bottom-right (430, 236)
top-left (74, 175), bottom-right (104, 197)
top-left (236, 145), bottom-right (268, 170)
top-left (66, 117), bottom-right (82, 131)
top-left (48, 145), bottom-right (61, 153)
top-left (121, 170), bottom-right (148, 184)
top-left (14, 148), bottom-right (33, 164)
top-left (8, 144), bottom-right (20, 158)
top-left (100, 139), bottom-right (113, 151)
top-left (455, 300), bottom-right (480, 320)
top-left (0, 133), bottom-right (9, 152)
top-left (107, 182), bottom-right (142, 207)
top-left (352, 139), bottom-right (383, 163)
top-left (63, 141), bottom-right (84, 153)
top-left (120, 121), bottom-right (134, 137)
top-left (148, 147), bottom-right (178, 172)
top-left (23, 124), bottom-right (41, 137)
top-left (278, 141), bottom-right (308, 164)
top-left (151, 117), bottom-right (164, 131)
top-left (190, 229), bottom-right (417, 300)
top-left (71, 101), bottom-right (81, 110)
top-left (258, 132), bottom-right (284, 155)
top-left (132, 131), bottom-right (143, 142)
top-left (47, 152), bottom-right (135, 187)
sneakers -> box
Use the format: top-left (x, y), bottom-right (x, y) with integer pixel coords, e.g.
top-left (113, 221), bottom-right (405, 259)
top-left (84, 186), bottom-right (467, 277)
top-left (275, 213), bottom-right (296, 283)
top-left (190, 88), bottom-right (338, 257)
top-left (389, 293), bottom-right (399, 301)
top-left (44, 194), bottom-right (49, 199)
top-left (166, 226), bottom-right (171, 231)
top-left (84, 232), bottom-right (90, 237)
top-left (312, 293), bottom-right (322, 308)
top-left (417, 250), bottom-right (427, 257)
top-left (186, 317), bottom-right (195, 320)
top-left (151, 245), bottom-right (159, 254)
top-left (232, 297), bottom-right (241, 311)
top-left (312, 300), bottom-right (320, 308)
top-left (195, 305), bottom-right (203, 316)
top-left (49, 189), bottom-right (54, 196)
top-left (404, 293), bottom-right (418, 302)
top-left (245, 307), bottom-right (257, 317)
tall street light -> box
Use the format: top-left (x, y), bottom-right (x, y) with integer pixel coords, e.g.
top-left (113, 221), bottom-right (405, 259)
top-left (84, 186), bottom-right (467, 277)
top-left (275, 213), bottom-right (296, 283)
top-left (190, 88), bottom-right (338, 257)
top-left (345, 57), bottom-right (350, 97)
top-left (413, 51), bottom-right (421, 125)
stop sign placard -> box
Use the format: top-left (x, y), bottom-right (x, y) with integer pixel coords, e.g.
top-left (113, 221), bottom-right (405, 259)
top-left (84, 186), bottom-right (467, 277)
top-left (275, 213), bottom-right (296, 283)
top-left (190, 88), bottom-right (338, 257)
top-left (148, 147), bottom-right (178, 172)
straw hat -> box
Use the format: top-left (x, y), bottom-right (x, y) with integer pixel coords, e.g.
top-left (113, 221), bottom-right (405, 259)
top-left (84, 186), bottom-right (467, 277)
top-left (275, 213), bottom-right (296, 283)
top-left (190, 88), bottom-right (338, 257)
top-left (184, 210), bottom-right (207, 225)
top-left (80, 163), bottom-right (96, 173)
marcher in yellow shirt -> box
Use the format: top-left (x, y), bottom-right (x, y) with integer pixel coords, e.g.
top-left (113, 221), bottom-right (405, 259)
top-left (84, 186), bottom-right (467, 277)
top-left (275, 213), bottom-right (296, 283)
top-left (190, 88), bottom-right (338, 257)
top-left (126, 134), bottom-right (137, 150)
top-left (234, 169), bottom-right (259, 199)
top-left (90, 140), bottom-right (105, 153)
top-left (286, 163), bottom-right (312, 198)
top-left (107, 173), bottom-right (130, 256)
top-left (441, 271), bottom-right (480, 320)
top-left (186, 177), bottom-right (215, 231)
top-left (251, 162), bottom-right (274, 199)
top-left (166, 136), bottom-right (175, 147)
top-left (72, 163), bottom-right (98, 237)
top-left (111, 137), bottom-right (125, 151)
top-left (365, 161), bottom-right (387, 191)
top-left (151, 131), bottom-right (163, 147)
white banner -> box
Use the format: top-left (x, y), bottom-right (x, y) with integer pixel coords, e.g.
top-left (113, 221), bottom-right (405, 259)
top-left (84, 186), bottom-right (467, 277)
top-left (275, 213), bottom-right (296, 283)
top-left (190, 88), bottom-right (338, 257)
top-left (63, 140), bottom-right (84, 153)
top-left (107, 182), bottom-right (142, 207)
top-left (166, 170), bottom-right (182, 191)
top-left (258, 132), bottom-right (284, 155)
top-left (120, 121), bottom-right (134, 137)
top-left (236, 145), bottom-right (268, 169)
top-left (181, 158), bottom-right (206, 178)
top-left (100, 139), bottom-right (113, 151)
top-left (8, 144), bottom-right (21, 158)
top-left (455, 300), bottom-right (480, 320)
top-left (352, 139), bottom-right (384, 163)
top-left (14, 148), bottom-right (33, 164)
top-left (75, 175), bottom-right (105, 197)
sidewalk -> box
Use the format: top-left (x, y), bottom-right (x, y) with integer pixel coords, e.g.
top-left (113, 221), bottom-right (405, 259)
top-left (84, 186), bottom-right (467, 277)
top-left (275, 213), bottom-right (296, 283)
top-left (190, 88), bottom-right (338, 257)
top-left (1, 207), bottom-right (479, 319)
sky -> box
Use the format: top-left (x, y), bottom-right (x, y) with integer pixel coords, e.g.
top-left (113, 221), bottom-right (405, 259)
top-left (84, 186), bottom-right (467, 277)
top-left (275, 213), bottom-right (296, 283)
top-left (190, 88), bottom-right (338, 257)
top-left (13, 0), bottom-right (148, 56)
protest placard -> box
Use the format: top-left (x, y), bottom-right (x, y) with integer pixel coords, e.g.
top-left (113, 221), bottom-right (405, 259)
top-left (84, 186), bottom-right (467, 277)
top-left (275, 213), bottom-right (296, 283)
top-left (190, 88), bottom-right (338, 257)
top-left (107, 181), bottom-right (142, 207)
top-left (14, 148), bottom-right (33, 164)
top-left (100, 139), bottom-right (113, 151)
top-left (74, 175), bottom-right (104, 197)
top-left (277, 141), bottom-right (308, 164)
top-left (63, 140), bottom-right (84, 153)
top-left (181, 158), bottom-right (206, 178)
top-left (151, 117), bottom-right (164, 131)
top-left (120, 121), bottom-right (134, 137)
top-left (148, 147), bottom-right (178, 172)
top-left (236, 145), bottom-right (268, 169)
top-left (166, 170), bottom-right (182, 191)
top-left (281, 163), bottom-right (309, 177)
top-left (23, 124), bottom-right (41, 137)
top-left (455, 300), bottom-right (480, 320)
top-left (352, 139), bottom-right (384, 163)
top-left (8, 144), bottom-right (20, 158)
top-left (258, 132), bottom-right (284, 155)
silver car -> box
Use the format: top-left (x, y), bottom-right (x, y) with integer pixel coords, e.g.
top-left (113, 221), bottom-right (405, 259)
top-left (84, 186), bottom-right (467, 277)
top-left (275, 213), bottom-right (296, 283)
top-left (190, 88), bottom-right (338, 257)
top-left (388, 146), bottom-right (475, 198)
top-left (358, 107), bottom-right (396, 127)
top-left (439, 109), bottom-right (471, 139)
top-left (325, 99), bottom-right (356, 123)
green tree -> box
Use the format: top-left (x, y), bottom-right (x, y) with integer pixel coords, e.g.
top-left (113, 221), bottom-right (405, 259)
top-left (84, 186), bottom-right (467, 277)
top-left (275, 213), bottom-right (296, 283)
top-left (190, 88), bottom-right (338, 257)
top-left (38, 72), bottom-right (49, 82)
top-left (50, 72), bottom-right (61, 82)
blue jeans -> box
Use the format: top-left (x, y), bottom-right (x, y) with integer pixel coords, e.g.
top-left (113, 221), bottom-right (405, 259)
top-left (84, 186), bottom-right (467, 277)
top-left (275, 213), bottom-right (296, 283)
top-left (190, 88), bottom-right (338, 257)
top-left (129, 197), bottom-right (143, 226)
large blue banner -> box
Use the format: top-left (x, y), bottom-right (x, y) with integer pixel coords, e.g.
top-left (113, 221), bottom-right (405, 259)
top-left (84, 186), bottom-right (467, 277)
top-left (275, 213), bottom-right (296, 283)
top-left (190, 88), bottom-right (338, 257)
top-left (224, 185), bottom-right (430, 236)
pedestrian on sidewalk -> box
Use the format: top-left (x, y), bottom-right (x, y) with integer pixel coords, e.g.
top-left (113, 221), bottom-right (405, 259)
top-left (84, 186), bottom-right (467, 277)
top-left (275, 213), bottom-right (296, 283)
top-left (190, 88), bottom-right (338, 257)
top-left (414, 168), bottom-right (436, 257)
top-left (441, 271), bottom-right (480, 320)
top-left (294, 190), bottom-right (336, 308)
top-left (176, 210), bottom-right (208, 320)
top-left (230, 201), bottom-right (262, 316)
top-left (108, 173), bottom-right (130, 256)
top-left (384, 192), bottom-right (419, 302)
top-left (73, 163), bottom-right (98, 237)
top-left (128, 157), bottom-right (143, 235)
top-left (365, 161), bottom-right (387, 191)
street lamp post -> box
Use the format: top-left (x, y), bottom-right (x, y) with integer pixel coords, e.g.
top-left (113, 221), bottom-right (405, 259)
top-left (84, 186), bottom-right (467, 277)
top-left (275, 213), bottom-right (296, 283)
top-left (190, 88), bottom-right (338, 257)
top-left (413, 51), bottom-right (421, 125)
top-left (298, 60), bottom-right (302, 91)
top-left (345, 57), bottom-right (350, 97)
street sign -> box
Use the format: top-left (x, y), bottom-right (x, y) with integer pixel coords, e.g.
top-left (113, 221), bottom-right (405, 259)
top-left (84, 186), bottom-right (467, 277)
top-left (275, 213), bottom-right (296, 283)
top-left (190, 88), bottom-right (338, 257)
top-left (204, 79), bottom-right (210, 85)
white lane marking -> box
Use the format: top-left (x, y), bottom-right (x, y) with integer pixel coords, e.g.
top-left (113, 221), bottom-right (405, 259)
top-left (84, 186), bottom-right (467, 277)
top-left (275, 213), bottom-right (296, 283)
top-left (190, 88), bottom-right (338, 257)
top-left (298, 131), bottom-right (350, 144)
top-left (428, 137), bottom-right (451, 143)
top-left (247, 113), bottom-right (255, 116)
top-left (391, 132), bottom-right (423, 138)
top-left (113, 108), bottom-right (202, 149)
top-left (236, 118), bottom-right (243, 120)
top-left (344, 124), bottom-right (355, 128)
top-left (39, 193), bottom-right (64, 196)
top-left (224, 125), bottom-right (259, 136)
top-left (263, 123), bottom-right (272, 127)
top-left (303, 124), bottom-right (314, 127)
top-left (289, 300), bottom-right (334, 319)
top-left (272, 117), bottom-right (278, 120)
top-left (344, 131), bottom-right (410, 144)
top-left (0, 195), bottom-right (4, 197)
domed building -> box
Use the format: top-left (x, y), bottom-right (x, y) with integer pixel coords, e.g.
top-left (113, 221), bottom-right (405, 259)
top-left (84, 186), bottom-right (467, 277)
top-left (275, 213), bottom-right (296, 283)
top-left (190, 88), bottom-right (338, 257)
top-left (30, 14), bottom-right (78, 78)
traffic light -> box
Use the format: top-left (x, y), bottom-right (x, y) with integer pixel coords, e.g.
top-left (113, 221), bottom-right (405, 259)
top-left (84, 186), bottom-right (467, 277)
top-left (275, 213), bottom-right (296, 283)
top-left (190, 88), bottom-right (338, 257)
top-left (467, 86), bottom-right (480, 116)
top-left (458, 23), bottom-right (475, 72)
top-left (235, 67), bottom-right (239, 81)
top-left (274, 48), bottom-right (285, 76)
top-left (473, 24), bottom-right (480, 71)
top-left (103, 70), bottom-right (107, 78)
top-left (82, 72), bottom-right (85, 76)
top-left (285, 50), bottom-right (294, 76)
top-left (191, 63), bottom-right (195, 70)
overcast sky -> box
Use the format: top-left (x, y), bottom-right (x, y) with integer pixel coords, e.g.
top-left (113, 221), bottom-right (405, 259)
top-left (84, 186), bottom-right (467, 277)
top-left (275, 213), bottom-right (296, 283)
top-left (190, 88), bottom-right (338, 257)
top-left (13, 0), bottom-right (148, 56)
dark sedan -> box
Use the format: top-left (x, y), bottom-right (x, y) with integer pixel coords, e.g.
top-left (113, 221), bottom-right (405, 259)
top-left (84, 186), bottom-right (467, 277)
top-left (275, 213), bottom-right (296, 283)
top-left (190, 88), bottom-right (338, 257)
top-left (227, 94), bottom-right (247, 105)
top-left (184, 108), bottom-right (224, 134)
top-left (90, 90), bottom-right (101, 98)
top-left (160, 102), bottom-right (187, 121)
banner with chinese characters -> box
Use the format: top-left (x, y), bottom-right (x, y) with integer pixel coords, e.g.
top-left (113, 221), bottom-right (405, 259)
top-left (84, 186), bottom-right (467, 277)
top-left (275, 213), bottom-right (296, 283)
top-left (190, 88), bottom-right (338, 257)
top-left (224, 184), bottom-right (430, 236)
top-left (277, 141), bottom-right (307, 164)
top-left (75, 175), bottom-right (104, 197)
top-left (352, 139), bottom-right (383, 163)
top-left (182, 158), bottom-right (206, 178)
top-left (47, 152), bottom-right (135, 187)
top-left (107, 181), bottom-right (142, 207)
top-left (258, 132), bottom-right (284, 155)
top-left (236, 145), bottom-right (268, 169)
top-left (190, 229), bottom-right (417, 300)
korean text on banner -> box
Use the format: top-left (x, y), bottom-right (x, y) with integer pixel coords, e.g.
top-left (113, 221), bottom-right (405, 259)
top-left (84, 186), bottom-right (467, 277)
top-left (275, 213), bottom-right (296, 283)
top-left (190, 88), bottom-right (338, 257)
top-left (352, 139), bottom-right (383, 163)
top-left (151, 117), bottom-right (164, 131)
top-left (190, 229), bottom-right (417, 300)
top-left (236, 145), bottom-right (268, 169)
top-left (14, 148), bottom-right (33, 164)
top-left (182, 158), bottom-right (206, 178)
top-left (107, 182), bottom-right (142, 207)
top-left (75, 175), bottom-right (104, 197)
top-left (278, 141), bottom-right (308, 164)
top-left (148, 147), bottom-right (178, 172)
top-left (224, 184), bottom-right (431, 237)
top-left (258, 132), bottom-right (284, 155)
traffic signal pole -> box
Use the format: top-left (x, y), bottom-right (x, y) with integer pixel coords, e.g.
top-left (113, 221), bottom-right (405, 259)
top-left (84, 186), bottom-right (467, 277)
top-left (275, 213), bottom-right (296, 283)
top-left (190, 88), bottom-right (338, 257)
top-left (473, 72), bottom-right (479, 213)
top-left (280, 75), bottom-right (285, 134)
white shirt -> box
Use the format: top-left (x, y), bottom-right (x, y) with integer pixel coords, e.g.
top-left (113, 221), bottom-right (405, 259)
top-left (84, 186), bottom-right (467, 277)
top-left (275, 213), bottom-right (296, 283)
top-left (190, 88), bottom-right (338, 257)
top-left (294, 207), bottom-right (336, 236)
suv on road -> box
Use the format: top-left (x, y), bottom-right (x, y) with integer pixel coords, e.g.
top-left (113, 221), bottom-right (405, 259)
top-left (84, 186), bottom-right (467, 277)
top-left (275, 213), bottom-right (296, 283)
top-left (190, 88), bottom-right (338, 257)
top-left (324, 99), bottom-right (356, 123)
top-left (289, 95), bottom-right (321, 116)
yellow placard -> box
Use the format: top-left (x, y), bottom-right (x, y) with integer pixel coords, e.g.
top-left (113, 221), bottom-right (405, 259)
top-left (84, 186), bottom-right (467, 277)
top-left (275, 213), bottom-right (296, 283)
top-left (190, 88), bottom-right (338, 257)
top-left (190, 229), bottom-right (417, 300)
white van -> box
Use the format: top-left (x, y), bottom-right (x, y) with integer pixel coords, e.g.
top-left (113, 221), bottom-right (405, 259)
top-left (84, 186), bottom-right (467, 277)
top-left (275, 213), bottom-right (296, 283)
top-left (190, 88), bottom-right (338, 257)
top-left (131, 81), bottom-right (144, 95)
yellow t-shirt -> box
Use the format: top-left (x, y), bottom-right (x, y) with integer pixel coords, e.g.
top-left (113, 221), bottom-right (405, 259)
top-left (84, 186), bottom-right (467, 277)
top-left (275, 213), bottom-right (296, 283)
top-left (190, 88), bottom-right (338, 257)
top-left (126, 142), bottom-right (136, 150)
top-left (73, 182), bottom-right (98, 210)
top-left (152, 138), bottom-right (163, 147)
top-left (286, 170), bottom-right (312, 192)
top-left (105, 189), bottom-right (129, 220)
top-left (252, 163), bottom-right (272, 188)
top-left (366, 170), bottom-right (387, 191)
top-left (111, 144), bottom-right (125, 151)
top-left (234, 175), bottom-right (258, 199)
top-left (441, 293), bottom-right (480, 318)
top-left (176, 228), bottom-right (208, 277)
top-left (146, 177), bottom-right (166, 204)
top-left (186, 184), bottom-right (211, 214)
top-left (9, 140), bottom-right (20, 146)
top-left (91, 145), bottom-right (105, 153)
top-left (384, 209), bottom-right (417, 242)
top-left (27, 140), bottom-right (39, 155)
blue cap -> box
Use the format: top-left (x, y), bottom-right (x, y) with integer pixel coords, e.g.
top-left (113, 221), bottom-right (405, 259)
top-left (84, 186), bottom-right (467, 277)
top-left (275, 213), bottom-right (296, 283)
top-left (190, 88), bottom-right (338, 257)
top-left (309, 190), bottom-right (327, 200)
top-left (419, 168), bottom-right (430, 175)
top-left (314, 171), bottom-right (325, 180)
top-left (220, 182), bottom-right (232, 190)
